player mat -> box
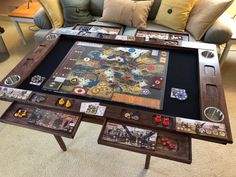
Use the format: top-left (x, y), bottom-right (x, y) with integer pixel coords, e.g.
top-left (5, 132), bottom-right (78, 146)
top-left (135, 30), bottom-right (189, 45)
top-left (43, 41), bottom-right (169, 110)
top-left (28, 108), bottom-right (80, 133)
top-left (100, 121), bottom-right (158, 150)
top-left (73, 24), bottom-right (123, 35)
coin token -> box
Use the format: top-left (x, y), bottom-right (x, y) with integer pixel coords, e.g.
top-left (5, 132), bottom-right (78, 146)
top-left (91, 87), bottom-right (100, 94)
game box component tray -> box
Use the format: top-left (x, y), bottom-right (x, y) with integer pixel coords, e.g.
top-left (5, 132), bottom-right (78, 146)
top-left (0, 102), bottom-right (82, 138)
top-left (98, 119), bottom-right (192, 164)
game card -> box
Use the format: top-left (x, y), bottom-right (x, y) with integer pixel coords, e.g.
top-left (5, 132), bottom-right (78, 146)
top-left (96, 105), bottom-right (107, 116)
top-left (80, 102), bottom-right (100, 113)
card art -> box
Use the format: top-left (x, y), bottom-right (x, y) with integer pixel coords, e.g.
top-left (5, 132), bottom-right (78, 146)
top-left (102, 122), bottom-right (157, 150)
top-left (136, 30), bottom-right (189, 42)
top-left (28, 108), bottom-right (80, 133)
top-left (74, 25), bottom-right (122, 35)
top-left (43, 41), bottom-right (169, 110)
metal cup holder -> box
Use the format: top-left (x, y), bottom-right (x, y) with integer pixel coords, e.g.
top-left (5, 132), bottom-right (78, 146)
top-left (4, 75), bottom-right (21, 86)
top-left (201, 51), bottom-right (214, 58)
top-left (46, 33), bottom-right (58, 41)
top-left (204, 107), bottom-right (224, 122)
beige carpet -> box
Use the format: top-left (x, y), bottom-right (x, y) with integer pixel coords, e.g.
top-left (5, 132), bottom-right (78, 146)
top-left (0, 21), bottom-right (236, 177)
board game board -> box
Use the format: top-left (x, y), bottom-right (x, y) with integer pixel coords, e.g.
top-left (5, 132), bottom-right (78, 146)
top-left (43, 41), bottom-right (169, 110)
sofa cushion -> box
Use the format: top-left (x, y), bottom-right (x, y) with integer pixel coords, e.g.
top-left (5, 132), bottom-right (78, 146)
top-left (60, 0), bottom-right (94, 27)
top-left (90, 0), bottom-right (104, 16)
top-left (99, 0), bottom-right (153, 28)
top-left (39, 0), bottom-right (64, 28)
top-left (186, 0), bottom-right (233, 40)
top-left (153, 0), bottom-right (197, 32)
top-left (34, 8), bottom-right (52, 29)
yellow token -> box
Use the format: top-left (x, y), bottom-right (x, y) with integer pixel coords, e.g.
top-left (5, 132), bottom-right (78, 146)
top-left (65, 100), bottom-right (72, 108)
top-left (58, 98), bottom-right (65, 105)
top-left (160, 57), bottom-right (166, 63)
top-left (136, 58), bottom-right (143, 63)
top-left (161, 51), bottom-right (167, 56)
top-left (99, 82), bottom-right (108, 87)
top-left (103, 50), bottom-right (113, 55)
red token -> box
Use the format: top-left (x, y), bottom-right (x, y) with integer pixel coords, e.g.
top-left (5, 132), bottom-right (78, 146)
top-left (147, 65), bottom-right (155, 71)
top-left (154, 114), bottom-right (162, 124)
top-left (162, 117), bottom-right (169, 126)
top-left (168, 143), bottom-right (176, 150)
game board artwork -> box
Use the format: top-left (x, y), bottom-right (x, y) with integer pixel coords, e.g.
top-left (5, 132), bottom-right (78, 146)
top-left (74, 25), bottom-right (122, 35)
top-left (28, 108), bottom-right (80, 133)
top-left (43, 41), bottom-right (169, 110)
top-left (102, 122), bottom-right (158, 150)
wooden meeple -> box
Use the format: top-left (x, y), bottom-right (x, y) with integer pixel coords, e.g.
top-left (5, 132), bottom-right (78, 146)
top-left (0, 26), bottom-right (232, 169)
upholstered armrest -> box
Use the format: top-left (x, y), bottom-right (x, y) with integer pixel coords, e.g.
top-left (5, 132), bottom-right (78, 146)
top-left (34, 8), bottom-right (52, 29)
top-left (203, 16), bottom-right (233, 45)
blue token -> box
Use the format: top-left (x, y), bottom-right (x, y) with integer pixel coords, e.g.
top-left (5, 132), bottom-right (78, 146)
top-left (129, 48), bottom-right (136, 53)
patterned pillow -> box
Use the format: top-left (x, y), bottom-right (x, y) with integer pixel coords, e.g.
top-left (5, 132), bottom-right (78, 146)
top-left (153, 0), bottom-right (197, 32)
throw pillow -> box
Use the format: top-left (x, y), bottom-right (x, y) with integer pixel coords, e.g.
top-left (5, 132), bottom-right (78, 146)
top-left (99, 0), bottom-right (154, 29)
top-left (186, 0), bottom-right (234, 40)
top-left (135, 0), bottom-right (162, 20)
top-left (60, 0), bottom-right (94, 27)
top-left (153, 0), bottom-right (197, 32)
top-left (39, 0), bottom-right (64, 28)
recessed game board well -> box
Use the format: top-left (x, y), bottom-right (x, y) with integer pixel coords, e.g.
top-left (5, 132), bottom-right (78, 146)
top-left (18, 36), bottom-right (201, 120)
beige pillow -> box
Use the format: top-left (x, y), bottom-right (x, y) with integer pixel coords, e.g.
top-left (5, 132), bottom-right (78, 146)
top-left (186, 0), bottom-right (234, 40)
top-left (99, 0), bottom-right (154, 29)
top-left (39, 0), bottom-right (64, 28)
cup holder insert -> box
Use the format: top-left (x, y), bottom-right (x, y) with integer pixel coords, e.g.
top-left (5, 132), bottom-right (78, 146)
top-left (204, 107), bottom-right (224, 122)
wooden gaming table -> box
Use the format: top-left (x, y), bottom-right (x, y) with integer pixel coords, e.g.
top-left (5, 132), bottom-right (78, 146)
top-left (0, 28), bottom-right (233, 169)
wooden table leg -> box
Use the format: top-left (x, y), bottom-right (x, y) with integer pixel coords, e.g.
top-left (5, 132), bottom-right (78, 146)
top-left (144, 155), bottom-right (151, 169)
top-left (54, 135), bottom-right (67, 151)
top-left (220, 41), bottom-right (233, 68)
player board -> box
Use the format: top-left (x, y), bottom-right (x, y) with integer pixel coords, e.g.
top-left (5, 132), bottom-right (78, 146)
top-left (136, 30), bottom-right (189, 41)
top-left (43, 41), bottom-right (169, 110)
top-left (74, 24), bottom-right (123, 35)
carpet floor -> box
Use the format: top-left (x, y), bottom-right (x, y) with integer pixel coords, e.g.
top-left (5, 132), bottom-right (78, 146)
top-left (0, 21), bottom-right (235, 177)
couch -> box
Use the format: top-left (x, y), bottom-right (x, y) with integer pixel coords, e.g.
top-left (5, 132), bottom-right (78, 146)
top-left (33, 0), bottom-right (233, 48)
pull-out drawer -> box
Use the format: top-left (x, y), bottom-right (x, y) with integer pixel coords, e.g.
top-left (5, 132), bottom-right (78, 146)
top-left (98, 119), bottom-right (192, 164)
top-left (0, 102), bottom-right (82, 138)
